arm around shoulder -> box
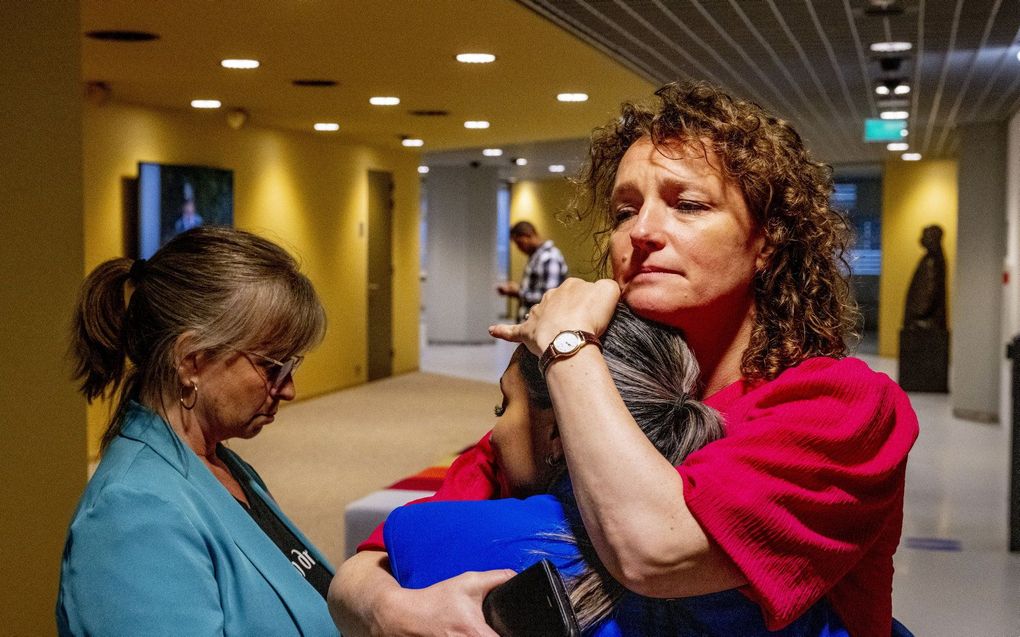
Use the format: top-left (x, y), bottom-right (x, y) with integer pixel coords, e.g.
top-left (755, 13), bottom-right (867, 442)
top-left (329, 550), bottom-right (513, 637)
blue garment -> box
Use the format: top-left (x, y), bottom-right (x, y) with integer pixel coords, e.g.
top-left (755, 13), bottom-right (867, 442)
top-left (57, 402), bottom-right (338, 637)
top-left (384, 495), bottom-right (850, 637)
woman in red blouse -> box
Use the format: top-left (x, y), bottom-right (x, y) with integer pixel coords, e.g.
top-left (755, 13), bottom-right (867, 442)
top-left (330, 81), bottom-right (918, 637)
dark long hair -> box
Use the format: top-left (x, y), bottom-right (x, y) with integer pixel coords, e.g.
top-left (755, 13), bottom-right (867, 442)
top-left (516, 304), bottom-right (724, 629)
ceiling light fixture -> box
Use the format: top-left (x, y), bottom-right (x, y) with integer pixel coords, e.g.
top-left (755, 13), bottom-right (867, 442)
top-left (464, 120), bottom-right (490, 129)
top-left (900, 128), bottom-right (909, 137)
top-left (369, 96), bottom-right (400, 106)
top-left (482, 148), bottom-right (503, 157)
top-left (456, 53), bottom-right (496, 64)
top-left (190, 99), bottom-right (222, 109)
top-left (557, 93), bottom-right (589, 102)
top-left (887, 142), bottom-right (909, 151)
top-left (901, 153), bottom-right (922, 161)
top-left (548, 165), bottom-right (566, 173)
top-left (314, 122), bottom-right (339, 131)
top-left (221, 59), bottom-right (260, 69)
top-left (880, 111), bottom-right (909, 120)
top-left (418, 166), bottom-right (430, 174)
top-left (515, 158), bottom-right (528, 166)
top-left (870, 41), bottom-right (912, 53)
top-left (875, 79), bottom-right (911, 96)
top-left (402, 138), bottom-right (424, 147)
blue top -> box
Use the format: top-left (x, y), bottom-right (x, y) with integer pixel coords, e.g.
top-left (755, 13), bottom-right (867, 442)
top-left (57, 402), bottom-right (338, 636)
top-left (384, 494), bottom-right (850, 636)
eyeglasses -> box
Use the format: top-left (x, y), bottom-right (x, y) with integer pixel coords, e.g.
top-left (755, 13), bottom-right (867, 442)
top-left (238, 350), bottom-right (303, 393)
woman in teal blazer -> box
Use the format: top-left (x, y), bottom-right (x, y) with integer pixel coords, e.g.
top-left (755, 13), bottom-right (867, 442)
top-left (58, 228), bottom-right (338, 636)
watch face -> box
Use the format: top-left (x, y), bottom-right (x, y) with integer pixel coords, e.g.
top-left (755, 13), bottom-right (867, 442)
top-left (553, 331), bottom-right (582, 354)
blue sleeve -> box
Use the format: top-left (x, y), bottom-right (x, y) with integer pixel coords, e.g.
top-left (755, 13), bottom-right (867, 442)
top-left (383, 495), bottom-right (584, 589)
top-left (58, 485), bottom-right (224, 636)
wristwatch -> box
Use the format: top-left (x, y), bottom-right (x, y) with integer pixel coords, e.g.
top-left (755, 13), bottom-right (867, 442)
top-left (539, 330), bottom-right (602, 375)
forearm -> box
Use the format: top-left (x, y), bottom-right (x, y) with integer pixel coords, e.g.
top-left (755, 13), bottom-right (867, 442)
top-left (329, 551), bottom-right (403, 637)
top-left (329, 550), bottom-right (510, 637)
top-left (546, 348), bottom-right (744, 597)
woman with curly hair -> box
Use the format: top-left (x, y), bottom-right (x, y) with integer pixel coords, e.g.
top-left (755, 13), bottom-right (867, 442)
top-left (331, 82), bottom-right (918, 637)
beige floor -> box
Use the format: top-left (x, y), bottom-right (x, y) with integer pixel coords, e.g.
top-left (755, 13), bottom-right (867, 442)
top-left (230, 371), bottom-right (497, 565)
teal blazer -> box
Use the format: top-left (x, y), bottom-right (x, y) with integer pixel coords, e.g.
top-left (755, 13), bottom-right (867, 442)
top-left (57, 402), bottom-right (338, 636)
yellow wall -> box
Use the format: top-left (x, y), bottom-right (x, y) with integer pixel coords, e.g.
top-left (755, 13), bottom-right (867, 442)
top-left (85, 102), bottom-right (420, 458)
top-left (509, 178), bottom-right (600, 287)
top-left (879, 159), bottom-right (957, 357)
top-left (1, 3), bottom-right (86, 632)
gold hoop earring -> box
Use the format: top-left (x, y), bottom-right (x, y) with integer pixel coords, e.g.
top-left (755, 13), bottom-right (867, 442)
top-left (179, 380), bottom-right (198, 410)
top-left (544, 453), bottom-right (561, 468)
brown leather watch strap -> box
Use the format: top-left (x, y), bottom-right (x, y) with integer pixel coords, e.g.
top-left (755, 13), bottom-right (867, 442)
top-left (539, 330), bottom-right (602, 375)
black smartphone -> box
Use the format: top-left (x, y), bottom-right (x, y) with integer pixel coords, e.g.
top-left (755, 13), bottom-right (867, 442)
top-left (482, 559), bottom-right (581, 637)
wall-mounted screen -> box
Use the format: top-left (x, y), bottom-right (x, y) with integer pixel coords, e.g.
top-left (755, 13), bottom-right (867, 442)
top-left (137, 162), bottom-right (233, 258)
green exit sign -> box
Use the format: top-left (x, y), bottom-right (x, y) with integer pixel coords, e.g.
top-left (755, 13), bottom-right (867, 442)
top-left (864, 119), bottom-right (907, 142)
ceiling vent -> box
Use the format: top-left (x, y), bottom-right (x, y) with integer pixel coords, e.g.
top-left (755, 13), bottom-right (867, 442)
top-left (85, 30), bottom-right (159, 42)
top-left (865, 0), bottom-right (904, 17)
top-left (291, 79), bottom-right (337, 87)
top-left (409, 110), bottom-right (449, 117)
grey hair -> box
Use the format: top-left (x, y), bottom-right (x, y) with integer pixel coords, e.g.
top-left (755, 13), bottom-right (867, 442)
top-left (516, 303), bottom-right (724, 630)
top-left (70, 226), bottom-right (326, 452)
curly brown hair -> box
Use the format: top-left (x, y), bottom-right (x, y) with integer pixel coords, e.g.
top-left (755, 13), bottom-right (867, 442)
top-left (572, 81), bottom-right (857, 381)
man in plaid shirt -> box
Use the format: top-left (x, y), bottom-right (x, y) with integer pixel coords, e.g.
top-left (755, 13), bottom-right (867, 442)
top-left (497, 221), bottom-right (568, 322)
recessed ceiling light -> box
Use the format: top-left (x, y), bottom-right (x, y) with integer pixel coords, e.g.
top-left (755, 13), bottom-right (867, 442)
top-left (870, 41), bottom-right (912, 53)
top-left (887, 142), bottom-right (909, 151)
top-left (418, 166), bottom-right (430, 174)
top-left (456, 53), bottom-right (496, 64)
top-left (85, 30), bottom-right (159, 42)
top-left (880, 111), bottom-right (909, 120)
top-left (369, 96), bottom-right (400, 106)
top-left (482, 148), bottom-right (503, 157)
top-left (557, 93), bottom-right (589, 102)
top-left (314, 122), bottom-right (339, 131)
top-left (221, 59), bottom-right (259, 69)
top-left (464, 121), bottom-right (490, 129)
top-left (548, 165), bottom-right (566, 173)
top-left (1017, 50), bottom-right (1020, 62)
top-left (402, 138), bottom-right (424, 147)
top-left (875, 85), bottom-right (891, 96)
top-left (893, 84), bottom-right (911, 95)
top-left (190, 99), bottom-right (222, 109)
top-left (901, 153), bottom-right (922, 161)
top-left (515, 158), bottom-right (528, 166)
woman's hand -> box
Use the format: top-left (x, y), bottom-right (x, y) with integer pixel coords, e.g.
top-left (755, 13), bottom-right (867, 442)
top-left (489, 278), bottom-right (620, 355)
top-left (329, 551), bottom-right (513, 637)
top-left (378, 570), bottom-right (514, 637)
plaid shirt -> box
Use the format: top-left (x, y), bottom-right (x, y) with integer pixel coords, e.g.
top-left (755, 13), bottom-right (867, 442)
top-left (517, 240), bottom-right (568, 321)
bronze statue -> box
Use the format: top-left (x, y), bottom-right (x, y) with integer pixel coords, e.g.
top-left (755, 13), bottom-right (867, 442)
top-left (903, 224), bottom-right (946, 330)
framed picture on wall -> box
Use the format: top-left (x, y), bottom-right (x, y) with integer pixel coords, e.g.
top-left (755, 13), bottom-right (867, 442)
top-left (137, 162), bottom-right (234, 258)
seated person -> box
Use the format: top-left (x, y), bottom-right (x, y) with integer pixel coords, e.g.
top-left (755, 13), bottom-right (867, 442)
top-left (382, 305), bottom-right (850, 636)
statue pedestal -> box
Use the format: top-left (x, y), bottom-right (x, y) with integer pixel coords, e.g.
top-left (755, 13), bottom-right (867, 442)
top-left (898, 327), bottom-right (949, 393)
